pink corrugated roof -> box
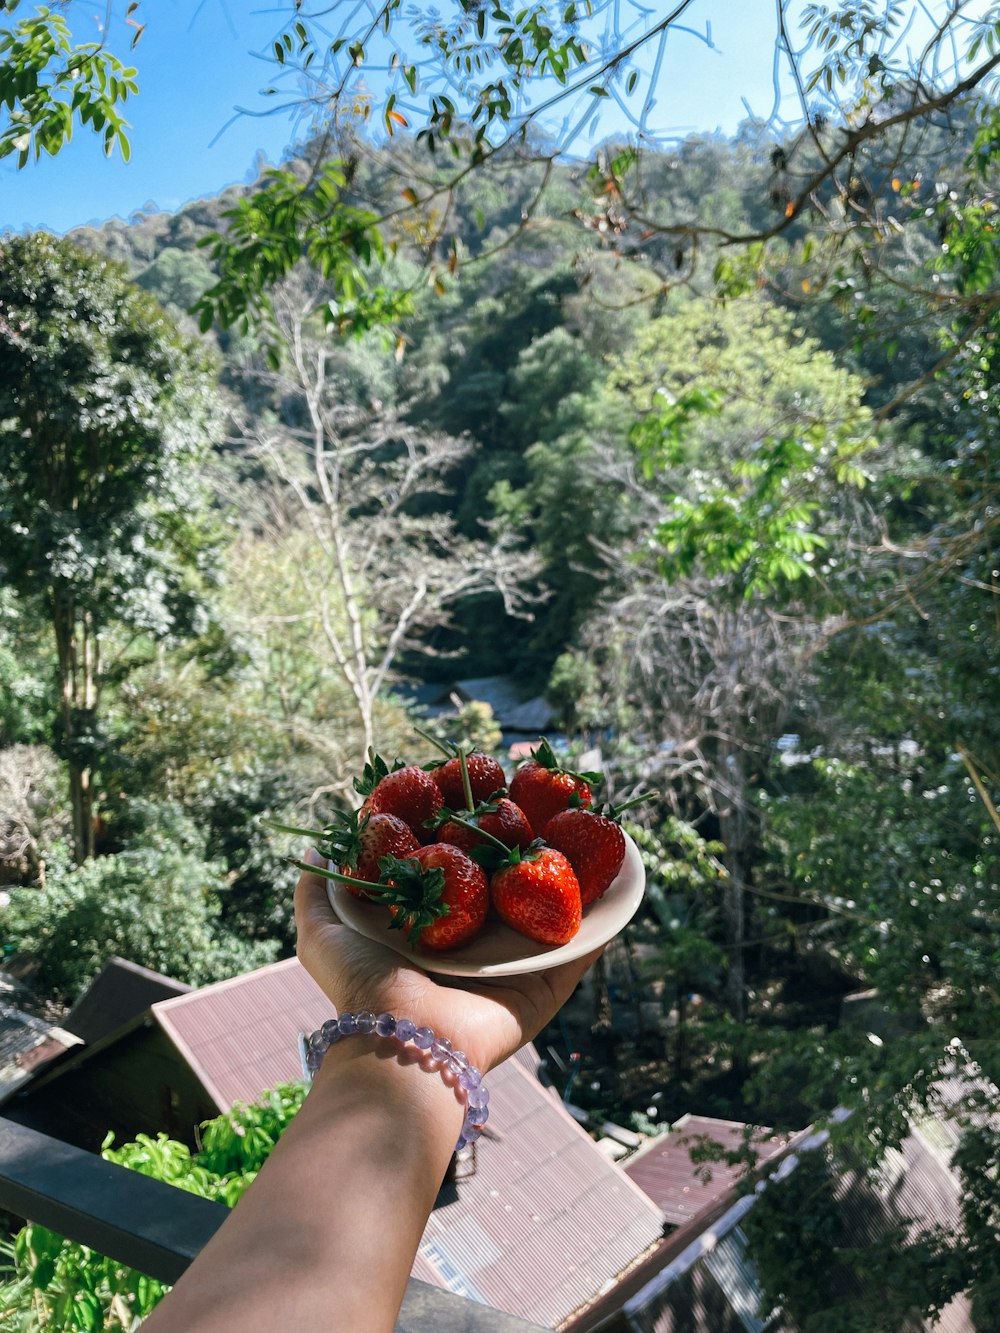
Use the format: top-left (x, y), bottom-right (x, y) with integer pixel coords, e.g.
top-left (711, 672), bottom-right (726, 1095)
top-left (623, 1114), bottom-right (790, 1228)
top-left (152, 958), bottom-right (329, 1111)
top-left (415, 1056), bottom-right (666, 1329)
top-left (151, 960), bottom-right (665, 1327)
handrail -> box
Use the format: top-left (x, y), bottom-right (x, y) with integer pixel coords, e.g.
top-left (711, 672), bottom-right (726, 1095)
top-left (0, 1116), bottom-right (547, 1330)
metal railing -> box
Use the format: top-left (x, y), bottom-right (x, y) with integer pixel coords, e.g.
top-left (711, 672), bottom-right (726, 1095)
top-left (0, 1116), bottom-right (546, 1331)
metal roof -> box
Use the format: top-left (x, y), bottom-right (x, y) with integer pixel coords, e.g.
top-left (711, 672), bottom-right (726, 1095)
top-left (0, 1003), bottom-right (80, 1105)
top-left (415, 1055), bottom-right (666, 1330)
top-left (623, 1116), bottom-right (791, 1228)
top-left (151, 958), bottom-right (329, 1111)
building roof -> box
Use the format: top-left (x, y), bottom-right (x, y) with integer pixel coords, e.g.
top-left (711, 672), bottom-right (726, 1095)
top-left (0, 1002), bottom-right (80, 1106)
top-left (64, 956), bottom-right (192, 1046)
top-left (151, 957), bottom-right (329, 1111)
top-left (623, 1115), bottom-right (791, 1228)
top-left (413, 1053), bottom-right (666, 1330)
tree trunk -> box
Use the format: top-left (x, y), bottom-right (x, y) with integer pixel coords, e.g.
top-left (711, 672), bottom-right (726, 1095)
top-left (719, 743), bottom-right (748, 1026)
top-left (51, 587), bottom-right (95, 863)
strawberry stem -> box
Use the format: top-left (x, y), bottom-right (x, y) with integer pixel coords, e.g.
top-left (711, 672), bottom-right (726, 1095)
top-left (443, 812), bottom-right (519, 862)
top-left (414, 725), bottom-right (456, 760)
top-left (264, 818), bottom-right (325, 839)
top-left (459, 750), bottom-right (475, 813)
top-left (611, 791), bottom-right (659, 817)
top-left (288, 857), bottom-right (384, 895)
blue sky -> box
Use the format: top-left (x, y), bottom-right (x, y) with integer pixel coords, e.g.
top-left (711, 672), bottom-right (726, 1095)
top-left (0, 1), bottom-right (980, 233)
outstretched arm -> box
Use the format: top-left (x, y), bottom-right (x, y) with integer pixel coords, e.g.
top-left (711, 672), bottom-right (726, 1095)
top-left (144, 852), bottom-right (600, 1332)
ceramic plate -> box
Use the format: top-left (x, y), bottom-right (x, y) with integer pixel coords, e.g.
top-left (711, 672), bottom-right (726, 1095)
top-left (326, 832), bottom-right (646, 977)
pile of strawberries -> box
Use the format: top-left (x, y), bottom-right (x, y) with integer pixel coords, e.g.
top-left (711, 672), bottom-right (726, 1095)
top-left (289, 739), bottom-right (633, 953)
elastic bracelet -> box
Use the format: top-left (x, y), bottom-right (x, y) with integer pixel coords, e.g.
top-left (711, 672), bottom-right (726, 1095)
top-left (304, 1011), bottom-right (490, 1152)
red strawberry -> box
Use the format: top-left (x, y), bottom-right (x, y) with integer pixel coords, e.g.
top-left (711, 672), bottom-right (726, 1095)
top-left (335, 812), bottom-right (420, 898)
top-left (544, 808), bottom-right (626, 906)
top-left (438, 797), bottom-right (534, 854)
top-left (508, 740), bottom-right (596, 838)
top-left (378, 843), bottom-right (489, 951)
top-left (490, 847), bottom-right (582, 946)
top-left (363, 765), bottom-right (443, 841)
top-left (430, 752), bottom-right (506, 810)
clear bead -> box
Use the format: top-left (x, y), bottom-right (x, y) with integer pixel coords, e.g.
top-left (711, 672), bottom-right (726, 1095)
top-left (431, 1035), bottom-right (452, 1061)
top-left (338, 1013), bottom-right (358, 1035)
top-left (395, 1018), bottom-right (416, 1042)
top-left (448, 1050), bottom-right (469, 1076)
top-left (375, 1013), bottom-right (396, 1038)
top-left (355, 1011), bottom-right (376, 1034)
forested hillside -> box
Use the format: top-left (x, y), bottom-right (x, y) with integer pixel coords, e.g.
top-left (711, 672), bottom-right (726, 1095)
top-left (1, 90), bottom-right (998, 1324)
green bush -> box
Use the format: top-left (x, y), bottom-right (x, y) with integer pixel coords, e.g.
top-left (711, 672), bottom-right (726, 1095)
top-left (1, 1085), bottom-right (306, 1330)
top-left (3, 816), bottom-right (277, 1004)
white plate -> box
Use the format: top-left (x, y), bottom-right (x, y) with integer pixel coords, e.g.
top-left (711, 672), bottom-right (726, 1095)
top-left (327, 832), bottom-right (646, 977)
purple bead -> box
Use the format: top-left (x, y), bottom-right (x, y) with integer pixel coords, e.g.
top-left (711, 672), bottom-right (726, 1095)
top-left (355, 1011), bottom-right (376, 1034)
top-left (321, 1019), bottom-right (340, 1043)
top-left (468, 1103), bottom-right (489, 1127)
top-left (338, 1013), bottom-right (358, 1035)
top-left (467, 1085), bottom-right (489, 1109)
top-left (464, 1126), bottom-right (482, 1143)
top-left (455, 1134), bottom-right (468, 1152)
top-left (395, 1018), bottom-right (416, 1042)
top-left (413, 1026), bottom-right (434, 1050)
top-left (308, 1030), bottom-right (326, 1054)
top-left (430, 1036), bottom-right (453, 1062)
top-left (448, 1050), bottom-right (469, 1076)
top-left (375, 1013), bottom-right (396, 1038)
top-left (459, 1067), bottom-right (481, 1091)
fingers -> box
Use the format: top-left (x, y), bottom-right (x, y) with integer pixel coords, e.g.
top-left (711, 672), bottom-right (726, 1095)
top-left (295, 848), bottom-right (339, 931)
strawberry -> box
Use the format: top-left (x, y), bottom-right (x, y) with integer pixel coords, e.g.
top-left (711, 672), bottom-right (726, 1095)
top-left (377, 843), bottom-right (489, 951)
top-left (429, 752), bottom-right (505, 810)
top-left (327, 811), bottom-right (420, 899)
top-left (357, 756), bottom-right (443, 842)
top-left (490, 847), bottom-right (582, 946)
top-left (543, 808), bottom-right (626, 906)
top-left (508, 739), bottom-right (598, 838)
top-left (436, 797), bottom-right (534, 855)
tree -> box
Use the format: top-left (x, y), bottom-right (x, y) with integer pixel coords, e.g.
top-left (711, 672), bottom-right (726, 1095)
top-left (187, 3), bottom-right (1000, 362)
top-left (233, 277), bottom-right (537, 758)
top-left (0, 234), bottom-right (221, 860)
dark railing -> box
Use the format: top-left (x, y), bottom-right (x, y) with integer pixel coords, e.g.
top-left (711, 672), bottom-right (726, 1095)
top-left (0, 1116), bottom-right (547, 1331)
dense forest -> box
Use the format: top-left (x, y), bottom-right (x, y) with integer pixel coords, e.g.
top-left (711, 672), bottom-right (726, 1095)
top-left (1, 31), bottom-right (999, 1325)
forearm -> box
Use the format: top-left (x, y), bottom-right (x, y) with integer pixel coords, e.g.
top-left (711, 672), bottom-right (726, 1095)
top-left (144, 1040), bottom-right (465, 1333)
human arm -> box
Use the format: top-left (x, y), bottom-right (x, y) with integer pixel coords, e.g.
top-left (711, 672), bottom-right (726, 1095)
top-left (143, 851), bottom-right (601, 1332)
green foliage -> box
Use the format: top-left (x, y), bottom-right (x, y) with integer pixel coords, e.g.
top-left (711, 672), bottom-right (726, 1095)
top-left (4, 1085), bottom-right (306, 1330)
top-left (0, 2), bottom-right (138, 167)
top-left (616, 296), bottom-right (875, 597)
top-left (193, 161), bottom-right (413, 349)
top-left (2, 815), bottom-right (277, 1004)
top-left (0, 232), bottom-right (223, 858)
top-left (742, 1143), bottom-right (969, 1332)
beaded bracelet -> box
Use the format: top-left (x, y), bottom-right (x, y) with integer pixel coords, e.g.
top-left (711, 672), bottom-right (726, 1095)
top-left (304, 1011), bottom-right (490, 1152)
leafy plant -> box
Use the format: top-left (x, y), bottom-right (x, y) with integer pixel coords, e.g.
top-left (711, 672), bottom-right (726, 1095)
top-left (4, 1086), bottom-right (307, 1330)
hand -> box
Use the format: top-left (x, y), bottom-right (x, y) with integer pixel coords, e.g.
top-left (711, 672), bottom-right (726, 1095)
top-left (295, 849), bottom-right (601, 1073)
